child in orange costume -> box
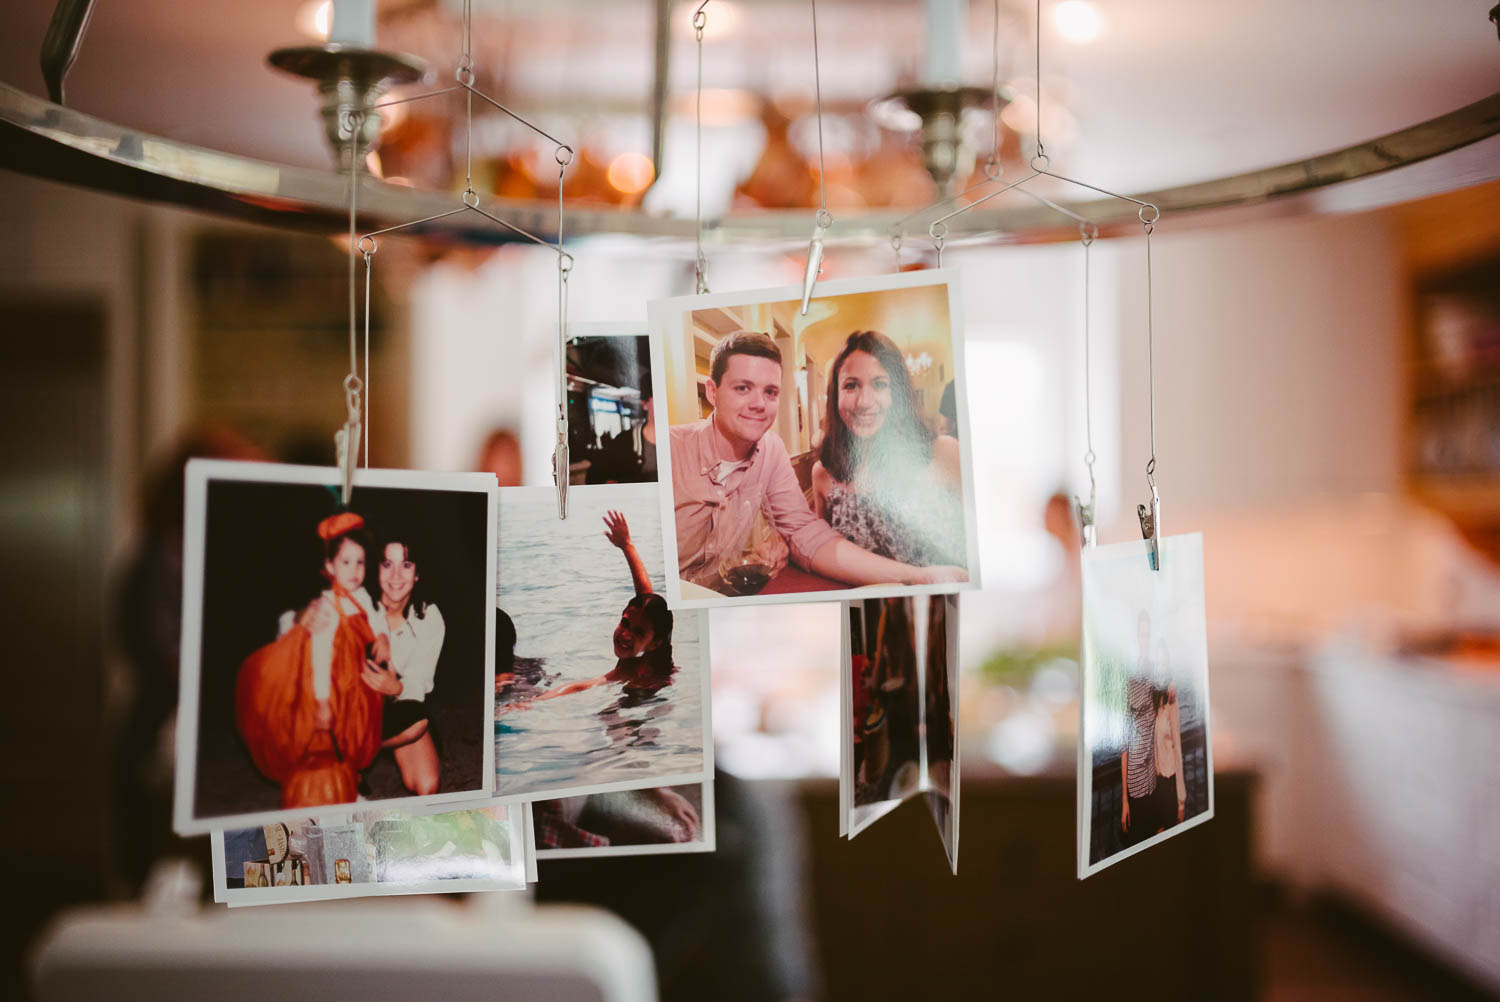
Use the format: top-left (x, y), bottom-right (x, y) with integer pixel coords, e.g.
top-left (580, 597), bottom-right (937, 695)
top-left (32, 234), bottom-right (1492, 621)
top-left (235, 512), bottom-right (389, 808)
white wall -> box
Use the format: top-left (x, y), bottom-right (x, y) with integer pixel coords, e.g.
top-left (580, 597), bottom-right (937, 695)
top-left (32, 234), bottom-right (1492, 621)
top-left (1107, 210), bottom-right (1406, 523)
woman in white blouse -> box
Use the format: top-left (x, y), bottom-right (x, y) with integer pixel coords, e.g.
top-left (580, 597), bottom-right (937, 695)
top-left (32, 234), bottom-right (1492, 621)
top-left (370, 531), bottom-right (447, 795)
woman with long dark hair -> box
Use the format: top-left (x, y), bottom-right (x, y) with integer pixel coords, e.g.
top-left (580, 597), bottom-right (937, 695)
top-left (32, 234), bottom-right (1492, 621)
top-left (500, 509), bottom-right (676, 710)
top-left (811, 330), bottom-right (965, 568)
top-left (369, 530), bottom-right (446, 795)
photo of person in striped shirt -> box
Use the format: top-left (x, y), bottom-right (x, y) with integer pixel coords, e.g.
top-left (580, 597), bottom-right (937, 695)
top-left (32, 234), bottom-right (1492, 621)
top-left (1120, 612), bottom-right (1187, 846)
top-left (1079, 533), bottom-right (1213, 878)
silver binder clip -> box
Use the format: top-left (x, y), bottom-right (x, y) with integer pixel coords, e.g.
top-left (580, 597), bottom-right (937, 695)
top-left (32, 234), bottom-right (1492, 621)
top-left (1136, 484), bottom-right (1161, 571)
top-left (799, 209), bottom-right (832, 316)
top-left (1074, 491), bottom-right (1096, 549)
top-left (552, 407), bottom-right (569, 519)
top-left (335, 418), bottom-right (361, 505)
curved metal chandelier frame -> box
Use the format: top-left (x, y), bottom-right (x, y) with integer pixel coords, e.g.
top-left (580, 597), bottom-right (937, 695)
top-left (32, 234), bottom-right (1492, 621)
top-left (3, 81), bottom-right (1498, 250)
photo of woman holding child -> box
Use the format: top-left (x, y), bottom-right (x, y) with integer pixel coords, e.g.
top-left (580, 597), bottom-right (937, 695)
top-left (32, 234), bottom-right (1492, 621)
top-left (174, 461), bottom-right (496, 835)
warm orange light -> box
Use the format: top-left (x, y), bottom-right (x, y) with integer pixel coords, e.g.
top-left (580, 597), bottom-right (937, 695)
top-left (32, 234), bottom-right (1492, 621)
top-left (606, 152), bottom-right (655, 195)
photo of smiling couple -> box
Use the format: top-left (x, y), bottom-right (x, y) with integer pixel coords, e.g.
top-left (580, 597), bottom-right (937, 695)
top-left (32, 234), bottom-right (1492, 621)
top-left (649, 270), bottom-right (980, 606)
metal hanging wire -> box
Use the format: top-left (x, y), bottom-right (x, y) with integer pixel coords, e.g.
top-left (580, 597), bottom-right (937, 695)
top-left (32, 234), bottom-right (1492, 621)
top-left (693, 1), bottom-right (711, 294)
top-left (1076, 219), bottom-right (1099, 548)
top-left (1033, 0), bottom-right (1044, 163)
top-left (798, 0), bottom-right (833, 315)
top-left (1139, 201), bottom-right (1161, 568)
top-left (337, 110), bottom-right (366, 504)
top-left (989, 0), bottom-right (1003, 177)
top-left (553, 156), bottom-right (574, 518)
top-left (907, 0), bottom-right (1163, 564)
top-left (348, 0), bottom-right (577, 515)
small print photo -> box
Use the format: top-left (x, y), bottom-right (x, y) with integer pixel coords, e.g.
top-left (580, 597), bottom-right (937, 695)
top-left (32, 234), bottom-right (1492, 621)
top-left (648, 268), bottom-right (981, 609)
top-left (174, 460), bottom-right (498, 835)
top-left (532, 781), bottom-right (715, 858)
top-left (843, 595), bottom-right (961, 872)
top-left (1079, 533), bottom-right (1214, 878)
top-left (211, 803), bottom-right (526, 906)
top-left (567, 323), bottom-right (658, 485)
top-left (493, 483), bottom-right (711, 802)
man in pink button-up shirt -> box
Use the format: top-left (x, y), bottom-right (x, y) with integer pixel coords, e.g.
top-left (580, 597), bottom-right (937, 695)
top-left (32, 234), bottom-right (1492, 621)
top-left (670, 331), bottom-right (966, 594)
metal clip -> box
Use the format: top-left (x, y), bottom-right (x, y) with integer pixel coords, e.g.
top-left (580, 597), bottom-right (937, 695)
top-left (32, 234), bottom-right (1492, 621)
top-left (799, 209), bottom-right (833, 316)
top-left (1136, 486), bottom-right (1161, 571)
top-left (335, 418), bottom-right (361, 505)
top-left (1074, 491), bottom-right (1096, 549)
top-left (552, 406), bottom-right (569, 519)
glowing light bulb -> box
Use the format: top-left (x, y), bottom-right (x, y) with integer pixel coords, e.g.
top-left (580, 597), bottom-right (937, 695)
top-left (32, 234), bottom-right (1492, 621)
top-left (1053, 1), bottom-right (1103, 43)
top-left (606, 152), bottom-right (655, 195)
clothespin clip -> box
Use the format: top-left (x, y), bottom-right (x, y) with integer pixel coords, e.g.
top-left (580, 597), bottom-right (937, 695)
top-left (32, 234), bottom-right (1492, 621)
top-left (335, 373), bottom-right (363, 505)
top-left (799, 209), bottom-right (833, 316)
top-left (552, 404), bottom-right (569, 519)
top-left (335, 419), bottom-right (361, 506)
top-left (1136, 482), bottom-right (1161, 571)
top-left (1074, 491), bottom-right (1096, 550)
top-left (694, 249), bottom-right (711, 295)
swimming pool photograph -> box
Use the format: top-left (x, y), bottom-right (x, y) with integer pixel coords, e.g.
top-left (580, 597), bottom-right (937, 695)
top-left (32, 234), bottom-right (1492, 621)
top-left (493, 483), bottom-right (711, 802)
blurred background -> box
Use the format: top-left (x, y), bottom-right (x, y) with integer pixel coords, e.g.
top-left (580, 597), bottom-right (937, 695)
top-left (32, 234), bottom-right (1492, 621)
top-left (2, 0), bottom-right (1498, 1000)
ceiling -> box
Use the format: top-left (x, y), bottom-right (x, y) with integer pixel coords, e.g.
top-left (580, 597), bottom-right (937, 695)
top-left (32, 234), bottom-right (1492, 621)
top-left (2, 0), bottom-right (1498, 212)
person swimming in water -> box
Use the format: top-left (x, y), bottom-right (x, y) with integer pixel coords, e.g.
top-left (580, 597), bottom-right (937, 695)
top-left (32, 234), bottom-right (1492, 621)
top-left (499, 509), bottom-right (675, 712)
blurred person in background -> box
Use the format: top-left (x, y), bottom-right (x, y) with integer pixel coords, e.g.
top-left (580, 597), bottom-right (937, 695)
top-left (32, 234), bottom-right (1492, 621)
top-left (1039, 490), bottom-right (1083, 645)
top-left (937, 379), bottom-right (958, 439)
top-left (114, 425), bottom-right (264, 891)
top-left (477, 427), bottom-right (523, 486)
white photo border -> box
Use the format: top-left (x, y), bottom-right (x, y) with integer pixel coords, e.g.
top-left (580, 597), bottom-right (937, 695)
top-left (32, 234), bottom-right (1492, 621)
top-left (648, 268), bottom-right (983, 610)
top-left (174, 459), bottom-right (499, 835)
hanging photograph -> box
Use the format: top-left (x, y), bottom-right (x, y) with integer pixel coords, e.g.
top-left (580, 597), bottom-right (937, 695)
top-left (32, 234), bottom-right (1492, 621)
top-left (843, 598), bottom-right (920, 838)
top-left (648, 269), bottom-right (980, 608)
top-left (567, 323), bottom-right (659, 485)
top-left (1078, 534), bottom-right (1214, 879)
top-left (531, 780), bottom-right (715, 858)
top-left (923, 594), bottom-right (961, 873)
top-left (174, 460), bottom-right (498, 835)
top-left (522, 802), bottom-right (538, 883)
top-left (493, 483), bottom-right (712, 802)
top-left (211, 803), bottom-right (526, 906)
top-left (842, 594), bottom-right (961, 872)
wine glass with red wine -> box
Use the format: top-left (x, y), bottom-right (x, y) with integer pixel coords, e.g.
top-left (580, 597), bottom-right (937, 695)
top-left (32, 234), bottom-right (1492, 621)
top-left (716, 499), bottom-right (789, 595)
